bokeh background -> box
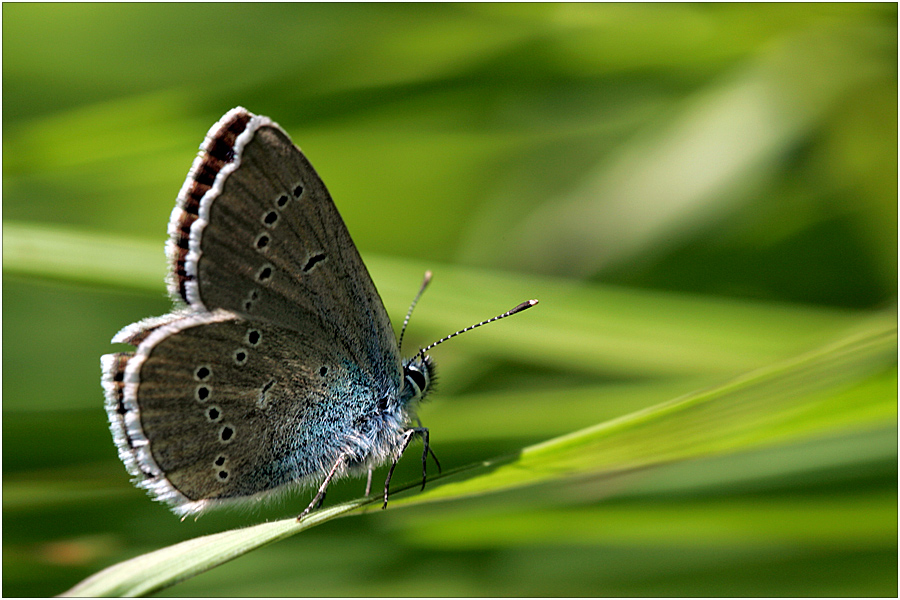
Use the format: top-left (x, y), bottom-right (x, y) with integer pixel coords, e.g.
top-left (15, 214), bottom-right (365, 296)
top-left (3, 4), bottom-right (896, 596)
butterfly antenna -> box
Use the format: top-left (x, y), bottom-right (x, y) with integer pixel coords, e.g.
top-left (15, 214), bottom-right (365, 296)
top-left (417, 299), bottom-right (539, 361)
top-left (398, 271), bottom-right (432, 352)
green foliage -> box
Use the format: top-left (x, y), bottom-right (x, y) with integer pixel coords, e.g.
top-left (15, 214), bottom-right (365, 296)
top-left (3, 4), bottom-right (896, 597)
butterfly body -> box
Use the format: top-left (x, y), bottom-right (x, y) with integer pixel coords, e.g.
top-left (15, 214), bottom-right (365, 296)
top-left (103, 108), bottom-right (433, 517)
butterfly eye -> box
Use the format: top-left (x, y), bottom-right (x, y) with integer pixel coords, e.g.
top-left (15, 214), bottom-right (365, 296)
top-left (403, 362), bottom-right (430, 400)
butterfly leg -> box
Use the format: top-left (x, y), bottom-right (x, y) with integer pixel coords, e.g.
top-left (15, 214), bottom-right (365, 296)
top-left (382, 428), bottom-right (418, 509)
top-left (364, 468), bottom-right (374, 497)
top-left (381, 426), bottom-right (442, 509)
top-left (299, 454), bottom-right (346, 520)
top-left (415, 418), bottom-right (442, 476)
top-left (414, 427), bottom-right (430, 490)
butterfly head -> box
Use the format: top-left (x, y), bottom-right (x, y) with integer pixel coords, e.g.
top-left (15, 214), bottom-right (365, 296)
top-left (400, 354), bottom-right (434, 406)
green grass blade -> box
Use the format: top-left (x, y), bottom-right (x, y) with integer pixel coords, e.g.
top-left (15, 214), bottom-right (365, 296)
top-left (60, 500), bottom-right (364, 597)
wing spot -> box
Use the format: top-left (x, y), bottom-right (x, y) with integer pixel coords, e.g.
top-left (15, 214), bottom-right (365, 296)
top-left (293, 184), bottom-right (304, 197)
top-left (256, 264), bottom-right (274, 283)
top-left (195, 385), bottom-right (211, 402)
top-left (243, 289), bottom-right (261, 312)
top-left (303, 253), bottom-right (326, 273)
top-left (194, 365), bottom-right (212, 381)
top-left (206, 405), bottom-right (222, 422)
top-left (262, 210), bottom-right (279, 228)
top-left (214, 455), bottom-right (227, 467)
top-left (254, 233), bottom-right (270, 252)
top-left (258, 378), bottom-right (276, 408)
top-left (233, 348), bottom-right (248, 366)
top-left (246, 329), bottom-right (261, 347)
top-left (276, 194), bottom-right (289, 208)
top-left (219, 424), bottom-right (235, 443)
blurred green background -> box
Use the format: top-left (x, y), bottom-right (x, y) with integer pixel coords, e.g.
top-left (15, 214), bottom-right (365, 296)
top-left (3, 3), bottom-right (896, 597)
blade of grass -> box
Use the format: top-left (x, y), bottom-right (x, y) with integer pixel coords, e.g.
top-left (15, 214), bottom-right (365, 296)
top-left (62, 500), bottom-right (366, 597)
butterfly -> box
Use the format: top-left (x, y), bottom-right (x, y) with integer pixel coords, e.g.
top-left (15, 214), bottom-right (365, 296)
top-left (102, 107), bottom-right (536, 519)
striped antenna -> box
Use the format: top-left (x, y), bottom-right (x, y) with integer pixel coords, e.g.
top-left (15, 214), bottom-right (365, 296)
top-left (417, 299), bottom-right (539, 361)
top-left (398, 271), bottom-right (432, 352)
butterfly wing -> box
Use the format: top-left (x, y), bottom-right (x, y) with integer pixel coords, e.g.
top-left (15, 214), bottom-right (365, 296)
top-left (167, 107), bottom-right (400, 389)
top-left (104, 310), bottom-right (390, 515)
